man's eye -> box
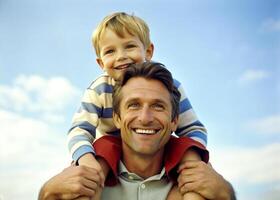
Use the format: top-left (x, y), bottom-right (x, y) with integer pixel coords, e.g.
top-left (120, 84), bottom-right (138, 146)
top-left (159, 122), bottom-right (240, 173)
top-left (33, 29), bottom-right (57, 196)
top-left (152, 104), bottom-right (164, 111)
top-left (128, 103), bottom-right (139, 109)
top-left (126, 44), bottom-right (136, 49)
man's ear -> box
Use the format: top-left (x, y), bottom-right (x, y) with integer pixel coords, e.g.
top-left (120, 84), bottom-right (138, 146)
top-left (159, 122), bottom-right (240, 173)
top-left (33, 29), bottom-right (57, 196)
top-left (113, 112), bottom-right (121, 129)
top-left (145, 43), bottom-right (154, 61)
top-left (171, 116), bottom-right (179, 132)
top-left (96, 58), bottom-right (105, 70)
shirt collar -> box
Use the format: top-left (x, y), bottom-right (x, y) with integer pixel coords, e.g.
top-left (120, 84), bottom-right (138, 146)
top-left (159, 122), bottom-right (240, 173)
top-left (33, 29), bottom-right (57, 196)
top-left (118, 161), bottom-right (167, 181)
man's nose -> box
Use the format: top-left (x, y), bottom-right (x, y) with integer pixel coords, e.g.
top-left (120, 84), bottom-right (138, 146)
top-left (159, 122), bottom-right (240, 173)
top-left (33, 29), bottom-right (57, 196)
top-left (138, 106), bottom-right (154, 125)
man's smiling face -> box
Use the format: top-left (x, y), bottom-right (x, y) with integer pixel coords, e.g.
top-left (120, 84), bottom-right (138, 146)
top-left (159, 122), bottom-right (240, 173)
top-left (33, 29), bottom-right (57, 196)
top-left (113, 77), bottom-right (178, 157)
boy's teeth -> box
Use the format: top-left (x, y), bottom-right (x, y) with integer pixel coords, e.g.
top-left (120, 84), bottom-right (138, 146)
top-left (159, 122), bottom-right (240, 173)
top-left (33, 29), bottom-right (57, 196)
top-left (116, 64), bottom-right (128, 69)
top-left (135, 129), bottom-right (156, 135)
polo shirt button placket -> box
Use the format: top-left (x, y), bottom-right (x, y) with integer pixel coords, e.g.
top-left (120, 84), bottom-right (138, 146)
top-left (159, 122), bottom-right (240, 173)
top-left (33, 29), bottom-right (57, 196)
top-left (141, 183), bottom-right (146, 189)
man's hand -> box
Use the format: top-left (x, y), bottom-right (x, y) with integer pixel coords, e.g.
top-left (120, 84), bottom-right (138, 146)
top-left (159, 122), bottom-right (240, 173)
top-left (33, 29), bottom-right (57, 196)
top-left (78, 153), bottom-right (105, 187)
top-left (177, 161), bottom-right (235, 200)
top-left (39, 165), bottom-right (102, 200)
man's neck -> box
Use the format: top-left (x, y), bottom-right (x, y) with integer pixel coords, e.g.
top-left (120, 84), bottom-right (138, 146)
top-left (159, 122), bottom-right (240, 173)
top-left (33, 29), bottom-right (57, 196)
top-left (122, 148), bottom-right (164, 179)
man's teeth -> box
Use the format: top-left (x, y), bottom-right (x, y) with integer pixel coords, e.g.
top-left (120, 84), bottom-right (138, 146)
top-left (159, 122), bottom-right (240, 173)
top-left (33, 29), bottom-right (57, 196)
top-left (135, 129), bottom-right (157, 135)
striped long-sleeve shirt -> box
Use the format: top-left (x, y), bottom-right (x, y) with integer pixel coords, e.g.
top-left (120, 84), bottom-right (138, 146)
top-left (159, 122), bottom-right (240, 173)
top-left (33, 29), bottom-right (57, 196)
top-left (67, 73), bottom-right (207, 161)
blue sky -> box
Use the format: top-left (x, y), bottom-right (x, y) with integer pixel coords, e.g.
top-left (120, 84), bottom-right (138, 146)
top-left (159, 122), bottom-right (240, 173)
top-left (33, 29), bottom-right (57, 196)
top-left (0, 0), bottom-right (279, 199)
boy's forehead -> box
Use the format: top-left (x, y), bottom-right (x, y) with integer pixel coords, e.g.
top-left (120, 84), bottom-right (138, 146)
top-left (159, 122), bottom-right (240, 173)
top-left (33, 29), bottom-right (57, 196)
top-left (100, 27), bottom-right (133, 40)
top-left (98, 28), bottom-right (140, 51)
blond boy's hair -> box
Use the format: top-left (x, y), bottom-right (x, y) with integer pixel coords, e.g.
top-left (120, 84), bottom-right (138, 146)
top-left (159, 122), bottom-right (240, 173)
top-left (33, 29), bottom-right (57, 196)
top-left (92, 12), bottom-right (151, 58)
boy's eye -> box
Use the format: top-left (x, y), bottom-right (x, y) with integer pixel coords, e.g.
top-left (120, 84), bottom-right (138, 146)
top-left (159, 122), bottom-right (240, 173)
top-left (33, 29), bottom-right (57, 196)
top-left (104, 49), bottom-right (114, 55)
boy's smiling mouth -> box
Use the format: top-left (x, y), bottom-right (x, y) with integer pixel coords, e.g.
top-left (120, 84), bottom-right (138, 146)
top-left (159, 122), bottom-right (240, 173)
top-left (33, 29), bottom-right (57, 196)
top-left (114, 63), bottom-right (133, 70)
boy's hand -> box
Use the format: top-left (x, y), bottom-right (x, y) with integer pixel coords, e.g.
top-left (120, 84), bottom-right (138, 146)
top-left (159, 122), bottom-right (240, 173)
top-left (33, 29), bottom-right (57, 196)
top-left (78, 153), bottom-right (105, 187)
top-left (177, 161), bottom-right (234, 200)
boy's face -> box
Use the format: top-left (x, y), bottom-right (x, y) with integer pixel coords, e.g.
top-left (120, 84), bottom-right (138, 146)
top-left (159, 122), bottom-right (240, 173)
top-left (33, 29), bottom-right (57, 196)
top-left (96, 28), bottom-right (154, 81)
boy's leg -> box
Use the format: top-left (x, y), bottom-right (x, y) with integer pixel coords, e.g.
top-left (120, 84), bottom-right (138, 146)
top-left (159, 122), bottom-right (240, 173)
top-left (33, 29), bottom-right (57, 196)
top-left (91, 157), bottom-right (110, 200)
top-left (180, 148), bottom-right (205, 200)
top-left (167, 185), bottom-right (205, 200)
top-left (93, 135), bottom-right (122, 186)
top-left (166, 185), bottom-right (182, 200)
top-left (164, 137), bottom-right (209, 200)
top-left (89, 135), bottom-right (122, 200)
top-left (164, 136), bottom-right (209, 180)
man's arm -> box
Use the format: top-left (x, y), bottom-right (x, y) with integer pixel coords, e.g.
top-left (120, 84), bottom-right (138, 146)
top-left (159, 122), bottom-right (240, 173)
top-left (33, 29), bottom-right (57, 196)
top-left (38, 165), bottom-right (102, 200)
top-left (177, 161), bottom-right (236, 200)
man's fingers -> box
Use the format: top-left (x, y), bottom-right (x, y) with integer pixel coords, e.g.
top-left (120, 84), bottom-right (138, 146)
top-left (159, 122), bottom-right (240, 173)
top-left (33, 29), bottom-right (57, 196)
top-left (73, 196), bottom-right (91, 200)
top-left (177, 173), bottom-right (196, 188)
top-left (84, 166), bottom-right (105, 187)
top-left (76, 166), bottom-right (102, 185)
top-left (98, 170), bottom-right (105, 188)
top-left (179, 182), bottom-right (197, 195)
top-left (177, 160), bottom-right (201, 172)
top-left (81, 177), bottom-right (99, 191)
top-left (70, 181), bottom-right (96, 197)
top-left (60, 193), bottom-right (81, 200)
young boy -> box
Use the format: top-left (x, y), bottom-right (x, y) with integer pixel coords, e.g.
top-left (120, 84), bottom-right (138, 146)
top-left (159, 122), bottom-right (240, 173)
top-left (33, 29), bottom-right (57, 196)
top-left (67, 12), bottom-right (208, 199)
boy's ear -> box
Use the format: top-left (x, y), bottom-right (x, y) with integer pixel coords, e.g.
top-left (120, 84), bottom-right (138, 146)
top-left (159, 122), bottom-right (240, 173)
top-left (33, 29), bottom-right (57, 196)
top-left (96, 58), bottom-right (105, 70)
top-left (113, 112), bottom-right (121, 129)
top-left (145, 43), bottom-right (154, 61)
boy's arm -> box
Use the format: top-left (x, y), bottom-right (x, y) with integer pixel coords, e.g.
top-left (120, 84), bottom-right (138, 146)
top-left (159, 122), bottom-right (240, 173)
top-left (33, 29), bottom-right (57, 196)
top-left (173, 79), bottom-right (207, 147)
top-left (67, 86), bottom-right (101, 161)
top-left (67, 85), bottom-right (106, 184)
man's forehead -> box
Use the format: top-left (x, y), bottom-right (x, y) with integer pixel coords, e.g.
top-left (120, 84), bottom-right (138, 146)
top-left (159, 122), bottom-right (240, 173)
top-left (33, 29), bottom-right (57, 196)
top-left (120, 77), bottom-right (171, 102)
top-left (122, 77), bottom-right (166, 91)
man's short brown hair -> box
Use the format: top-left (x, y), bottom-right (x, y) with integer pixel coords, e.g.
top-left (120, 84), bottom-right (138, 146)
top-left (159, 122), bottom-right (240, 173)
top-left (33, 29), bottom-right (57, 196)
top-left (112, 61), bottom-right (181, 121)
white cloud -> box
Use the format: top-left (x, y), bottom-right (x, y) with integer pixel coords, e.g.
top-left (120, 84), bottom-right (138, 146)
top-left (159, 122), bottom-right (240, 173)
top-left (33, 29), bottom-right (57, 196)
top-left (209, 143), bottom-right (280, 185)
top-left (0, 85), bottom-right (30, 111)
top-left (260, 18), bottom-right (280, 33)
top-left (258, 184), bottom-right (280, 200)
top-left (0, 74), bottom-right (81, 123)
top-left (238, 69), bottom-right (269, 84)
top-left (0, 109), bottom-right (70, 200)
top-left (0, 75), bottom-right (81, 199)
top-left (246, 114), bottom-right (280, 135)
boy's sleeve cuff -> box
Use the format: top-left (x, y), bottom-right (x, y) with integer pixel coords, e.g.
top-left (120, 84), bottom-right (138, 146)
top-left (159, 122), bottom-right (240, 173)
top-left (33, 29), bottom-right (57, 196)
top-left (73, 145), bottom-right (96, 164)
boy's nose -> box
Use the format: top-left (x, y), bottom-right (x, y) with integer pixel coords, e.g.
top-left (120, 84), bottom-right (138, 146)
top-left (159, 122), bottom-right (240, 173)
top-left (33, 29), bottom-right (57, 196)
top-left (116, 49), bottom-right (128, 61)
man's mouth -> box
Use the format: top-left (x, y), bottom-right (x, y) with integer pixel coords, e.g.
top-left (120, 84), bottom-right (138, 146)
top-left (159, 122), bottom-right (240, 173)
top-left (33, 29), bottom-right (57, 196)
top-left (133, 128), bottom-right (160, 135)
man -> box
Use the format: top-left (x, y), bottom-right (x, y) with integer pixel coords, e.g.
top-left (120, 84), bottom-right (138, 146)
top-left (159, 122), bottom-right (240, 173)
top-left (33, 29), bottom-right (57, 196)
top-left (39, 62), bottom-right (235, 200)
